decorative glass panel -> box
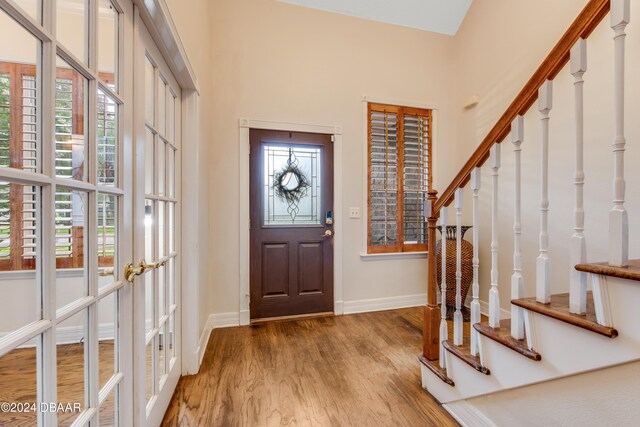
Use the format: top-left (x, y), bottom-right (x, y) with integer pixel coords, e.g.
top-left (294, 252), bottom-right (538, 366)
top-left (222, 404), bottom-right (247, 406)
top-left (263, 144), bottom-right (321, 225)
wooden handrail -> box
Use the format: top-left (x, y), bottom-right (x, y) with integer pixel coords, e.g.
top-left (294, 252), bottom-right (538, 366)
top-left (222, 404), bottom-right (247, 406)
top-left (434, 0), bottom-right (609, 212)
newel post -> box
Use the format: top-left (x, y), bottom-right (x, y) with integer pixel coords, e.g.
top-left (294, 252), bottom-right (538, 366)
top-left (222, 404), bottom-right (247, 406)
top-left (423, 189), bottom-right (440, 360)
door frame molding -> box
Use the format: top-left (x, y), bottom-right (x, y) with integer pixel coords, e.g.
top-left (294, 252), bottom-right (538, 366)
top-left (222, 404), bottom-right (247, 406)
top-left (239, 119), bottom-right (344, 325)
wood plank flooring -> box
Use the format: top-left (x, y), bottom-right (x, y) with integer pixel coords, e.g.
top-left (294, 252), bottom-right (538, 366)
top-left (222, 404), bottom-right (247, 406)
top-left (161, 307), bottom-right (459, 427)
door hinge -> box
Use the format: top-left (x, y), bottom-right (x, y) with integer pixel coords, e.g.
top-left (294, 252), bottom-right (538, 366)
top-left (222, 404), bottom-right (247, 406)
top-left (331, 135), bottom-right (335, 143)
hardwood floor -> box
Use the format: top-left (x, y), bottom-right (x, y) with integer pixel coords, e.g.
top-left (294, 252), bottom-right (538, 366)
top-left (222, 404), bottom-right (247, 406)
top-left (162, 307), bottom-right (459, 427)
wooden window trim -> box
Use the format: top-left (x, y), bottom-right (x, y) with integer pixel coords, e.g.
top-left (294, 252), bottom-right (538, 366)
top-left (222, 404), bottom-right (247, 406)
top-left (367, 102), bottom-right (432, 254)
top-left (0, 61), bottom-right (115, 272)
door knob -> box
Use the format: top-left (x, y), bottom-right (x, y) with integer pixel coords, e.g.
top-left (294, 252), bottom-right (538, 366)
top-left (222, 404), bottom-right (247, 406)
top-left (321, 230), bottom-right (333, 237)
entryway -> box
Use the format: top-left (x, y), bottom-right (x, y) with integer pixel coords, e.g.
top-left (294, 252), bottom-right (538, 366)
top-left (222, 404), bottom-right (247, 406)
top-left (249, 130), bottom-right (334, 320)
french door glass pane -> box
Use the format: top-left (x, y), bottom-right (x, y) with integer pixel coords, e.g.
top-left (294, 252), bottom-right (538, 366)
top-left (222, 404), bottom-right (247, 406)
top-left (168, 312), bottom-right (176, 364)
top-left (145, 340), bottom-right (153, 402)
top-left (144, 57), bottom-right (154, 126)
top-left (0, 10), bottom-right (40, 173)
top-left (168, 202), bottom-right (175, 252)
top-left (98, 0), bottom-right (119, 91)
top-left (56, 189), bottom-right (88, 309)
top-left (157, 139), bottom-right (165, 195)
top-left (157, 78), bottom-right (166, 137)
top-left (99, 386), bottom-right (119, 427)
top-left (56, 309), bottom-right (88, 427)
top-left (57, 0), bottom-right (88, 63)
top-left (145, 128), bottom-right (154, 195)
top-left (168, 257), bottom-right (175, 307)
top-left (98, 193), bottom-right (118, 288)
top-left (98, 89), bottom-right (118, 186)
top-left (13, 0), bottom-right (40, 23)
top-left (0, 339), bottom-right (39, 426)
top-left (158, 200), bottom-right (165, 257)
top-left (168, 147), bottom-right (175, 197)
top-left (0, 183), bottom-right (39, 332)
top-left (157, 323), bottom-right (166, 383)
top-left (168, 92), bottom-right (175, 143)
top-left (158, 261), bottom-right (165, 319)
top-left (98, 290), bottom-right (118, 391)
top-left (56, 56), bottom-right (87, 182)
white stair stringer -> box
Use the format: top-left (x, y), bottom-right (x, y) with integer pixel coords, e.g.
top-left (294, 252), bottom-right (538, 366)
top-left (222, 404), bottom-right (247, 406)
top-left (421, 276), bottom-right (640, 403)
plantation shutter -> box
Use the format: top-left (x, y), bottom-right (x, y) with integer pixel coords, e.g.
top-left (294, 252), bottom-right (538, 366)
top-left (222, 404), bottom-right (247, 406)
top-left (367, 103), bottom-right (432, 253)
top-left (0, 61), bottom-right (114, 271)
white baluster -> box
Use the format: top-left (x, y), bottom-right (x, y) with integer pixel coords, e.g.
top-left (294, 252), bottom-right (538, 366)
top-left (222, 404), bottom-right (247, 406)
top-left (470, 168), bottom-right (481, 356)
top-left (489, 144), bottom-right (501, 328)
top-left (439, 206), bottom-right (448, 368)
top-left (537, 80), bottom-right (552, 304)
top-left (609, 0), bottom-right (630, 267)
top-left (511, 116), bottom-right (525, 339)
top-left (570, 39), bottom-right (588, 314)
top-left (454, 189), bottom-right (463, 346)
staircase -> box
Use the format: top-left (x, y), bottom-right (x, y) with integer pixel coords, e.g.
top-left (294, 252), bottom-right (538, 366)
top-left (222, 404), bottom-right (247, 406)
top-left (419, 0), bottom-right (640, 415)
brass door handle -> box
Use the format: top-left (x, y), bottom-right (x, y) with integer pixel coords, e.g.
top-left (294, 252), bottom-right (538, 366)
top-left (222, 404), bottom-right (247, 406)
top-left (125, 259), bottom-right (166, 283)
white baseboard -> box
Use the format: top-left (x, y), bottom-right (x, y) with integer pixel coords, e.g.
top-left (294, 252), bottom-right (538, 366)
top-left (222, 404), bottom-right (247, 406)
top-left (444, 401), bottom-right (498, 427)
top-left (210, 312), bottom-right (240, 328)
top-left (343, 294), bottom-right (427, 314)
top-left (196, 312), bottom-right (241, 367)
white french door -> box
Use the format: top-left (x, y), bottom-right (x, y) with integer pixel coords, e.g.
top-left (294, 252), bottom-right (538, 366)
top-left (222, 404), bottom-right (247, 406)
top-left (0, 1), bottom-right (184, 426)
top-left (132, 13), bottom-right (182, 427)
top-left (0, 0), bottom-right (134, 426)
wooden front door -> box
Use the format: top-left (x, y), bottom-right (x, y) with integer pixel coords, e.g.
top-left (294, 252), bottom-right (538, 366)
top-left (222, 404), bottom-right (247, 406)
top-left (250, 130), bottom-right (334, 320)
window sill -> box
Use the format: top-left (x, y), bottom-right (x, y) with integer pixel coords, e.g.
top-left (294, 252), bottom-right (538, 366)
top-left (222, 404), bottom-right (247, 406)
top-left (360, 251), bottom-right (428, 261)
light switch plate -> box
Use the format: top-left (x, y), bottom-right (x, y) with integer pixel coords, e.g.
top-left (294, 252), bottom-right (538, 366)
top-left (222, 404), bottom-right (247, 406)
top-left (349, 207), bottom-right (360, 219)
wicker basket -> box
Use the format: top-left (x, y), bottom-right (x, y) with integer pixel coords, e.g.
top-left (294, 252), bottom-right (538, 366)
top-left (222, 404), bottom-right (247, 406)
top-left (436, 225), bottom-right (473, 320)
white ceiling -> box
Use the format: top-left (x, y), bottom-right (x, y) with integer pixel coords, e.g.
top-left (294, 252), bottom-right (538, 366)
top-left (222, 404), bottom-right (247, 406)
top-left (276, 0), bottom-right (473, 36)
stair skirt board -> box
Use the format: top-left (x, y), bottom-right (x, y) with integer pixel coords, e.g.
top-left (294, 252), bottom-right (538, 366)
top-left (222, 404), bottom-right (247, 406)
top-left (422, 276), bottom-right (640, 403)
top-left (444, 360), bottom-right (640, 427)
top-left (443, 401), bottom-right (498, 427)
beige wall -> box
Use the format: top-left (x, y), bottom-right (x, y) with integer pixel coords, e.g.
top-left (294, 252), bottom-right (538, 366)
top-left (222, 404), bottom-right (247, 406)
top-left (206, 0), bottom-right (460, 314)
top-left (162, 0), bottom-right (640, 323)
top-left (454, 0), bottom-right (640, 309)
